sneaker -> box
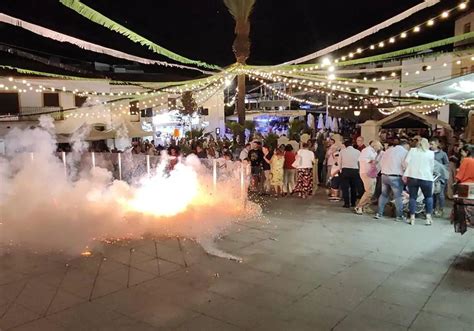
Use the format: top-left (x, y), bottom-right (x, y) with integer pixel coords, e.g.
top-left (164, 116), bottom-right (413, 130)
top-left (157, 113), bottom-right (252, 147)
top-left (409, 215), bottom-right (415, 225)
top-left (425, 214), bottom-right (433, 226)
top-left (434, 209), bottom-right (444, 218)
top-left (373, 213), bottom-right (382, 220)
top-left (354, 207), bottom-right (363, 215)
top-left (396, 216), bottom-right (407, 222)
top-left (363, 206), bottom-right (375, 214)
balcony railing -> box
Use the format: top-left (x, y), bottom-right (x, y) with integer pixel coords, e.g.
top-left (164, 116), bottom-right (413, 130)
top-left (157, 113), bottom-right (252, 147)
top-left (19, 107), bottom-right (64, 121)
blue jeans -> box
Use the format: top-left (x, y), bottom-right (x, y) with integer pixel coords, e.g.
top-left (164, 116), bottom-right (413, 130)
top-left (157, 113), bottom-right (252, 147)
top-left (407, 177), bottom-right (433, 215)
top-left (433, 181), bottom-right (446, 210)
top-left (378, 175), bottom-right (404, 217)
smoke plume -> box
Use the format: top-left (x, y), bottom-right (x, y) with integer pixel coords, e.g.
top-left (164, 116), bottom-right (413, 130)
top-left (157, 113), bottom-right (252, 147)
top-left (0, 117), bottom-right (260, 258)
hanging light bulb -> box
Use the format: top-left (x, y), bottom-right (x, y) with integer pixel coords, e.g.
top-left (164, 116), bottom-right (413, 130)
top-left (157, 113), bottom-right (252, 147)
top-left (353, 110), bottom-right (361, 116)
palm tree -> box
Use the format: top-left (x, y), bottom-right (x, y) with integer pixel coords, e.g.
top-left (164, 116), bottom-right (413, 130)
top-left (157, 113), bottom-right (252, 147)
top-left (224, 0), bottom-right (256, 144)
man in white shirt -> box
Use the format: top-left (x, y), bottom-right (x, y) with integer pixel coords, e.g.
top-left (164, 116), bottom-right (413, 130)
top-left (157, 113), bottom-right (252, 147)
top-left (355, 140), bottom-right (382, 215)
top-left (339, 140), bottom-right (361, 208)
top-left (375, 140), bottom-right (410, 221)
top-left (239, 143), bottom-right (251, 161)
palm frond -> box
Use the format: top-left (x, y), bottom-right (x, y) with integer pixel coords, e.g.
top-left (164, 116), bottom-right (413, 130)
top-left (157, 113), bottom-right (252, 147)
top-left (223, 0), bottom-right (256, 22)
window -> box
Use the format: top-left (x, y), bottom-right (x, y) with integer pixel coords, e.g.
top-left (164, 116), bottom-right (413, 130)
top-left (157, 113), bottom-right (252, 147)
top-left (464, 22), bottom-right (471, 34)
top-left (129, 100), bottom-right (139, 115)
top-left (140, 108), bottom-right (153, 117)
top-left (0, 93), bottom-right (19, 115)
top-left (74, 95), bottom-right (87, 107)
top-left (43, 93), bottom-right (60, 107)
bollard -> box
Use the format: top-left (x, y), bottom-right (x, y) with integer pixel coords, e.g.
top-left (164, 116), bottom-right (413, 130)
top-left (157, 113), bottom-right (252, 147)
top-left (118, 153), bottom-right (122, 180)
top-left (146, 154), bottom-right (151, 176)
top-left (213, 159), bottom-right (217, 191)
top-left (240, 162), bottom-right (245, 199)
top-left (91, 152), bottom-right (96, 168)
top-left (62, 151), bottom-right (67, 177)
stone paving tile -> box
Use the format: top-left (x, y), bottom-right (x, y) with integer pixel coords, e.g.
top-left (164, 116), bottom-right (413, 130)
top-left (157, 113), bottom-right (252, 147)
top-left (14, 280), bottom-right (58, 315)
top-left (46, 290), bottom-right (86, 315)
top-left (301, 285), bottom-right (370, 311)
top-left (91, 315), bottom-right (158, 331)
top-left (123, 300), bottom-right (200, 329)
top-left (175, 314), bottom-right (242, 331)
top-left (334, 314), bottom-right (408, 331)
top-left (0, 280), bottom-right (28, 307)
top-left (46, 301), bottom-right (122, 330)
top-left (0, 303), bottom-right (40, 330)
top-left (56, 268), bottom-right (96, 299)
top-left (190, 295), bottom-right (277, 329)
top-left (409, 311), bottom-right (473, 331)
top-left (9, 317), bottom-right (66, 331)
top-left (423, 290), bottom-right (474, 320)
top-left (1, 194), bottom-right (474, 330)
top-left (0, 270), bottom-right (28, 287)
top-left (352, 297), bottom-right (418, 327)
top-left (278, 299), bottom-right (349, 328)
top-left (369, 284), bottom-right (431, 309)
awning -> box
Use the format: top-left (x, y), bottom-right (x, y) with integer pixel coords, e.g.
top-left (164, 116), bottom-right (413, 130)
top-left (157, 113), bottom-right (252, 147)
top-left (376, 109), bottom-right (452, 131)
top-left (412, 73), bottom-right (474, 103)
top-left (120, 121), bottom-right (153, 138)
top-left (226, 109), bottom-right (306, 121)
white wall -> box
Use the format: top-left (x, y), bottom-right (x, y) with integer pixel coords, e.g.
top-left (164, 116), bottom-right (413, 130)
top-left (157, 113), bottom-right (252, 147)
top-left (201, 91), bottom-right (225, 137)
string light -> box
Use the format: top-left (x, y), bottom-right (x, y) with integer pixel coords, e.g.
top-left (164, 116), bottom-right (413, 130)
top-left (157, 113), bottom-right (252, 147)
top-left (335, 3), bottom-right (468, 63)
top-left (248, 75), bottom-right (322, 106)
top-left (378, 102), bottom-right (446, 116)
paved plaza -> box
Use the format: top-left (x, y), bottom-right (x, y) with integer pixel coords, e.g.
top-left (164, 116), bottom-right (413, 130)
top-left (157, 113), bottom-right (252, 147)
top-left (1, 192), bottom-right (474, 331)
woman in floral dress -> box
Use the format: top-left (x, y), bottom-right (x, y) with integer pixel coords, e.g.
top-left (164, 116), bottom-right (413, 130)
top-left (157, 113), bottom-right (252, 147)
top-left (270, 148), bottom-right (285, 196)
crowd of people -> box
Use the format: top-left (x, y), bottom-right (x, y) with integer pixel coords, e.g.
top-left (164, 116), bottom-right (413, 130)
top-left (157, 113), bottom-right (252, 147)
top-left (55, 127), bottom-right (473, 227)
top-left (322, 135), bottom-right (473, 226)
top-left (229, 131), bottom-right (473, 227)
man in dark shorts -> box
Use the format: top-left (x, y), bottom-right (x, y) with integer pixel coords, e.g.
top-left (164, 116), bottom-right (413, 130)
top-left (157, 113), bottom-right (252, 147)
top-left (248, 141), bottom-right (264, 192)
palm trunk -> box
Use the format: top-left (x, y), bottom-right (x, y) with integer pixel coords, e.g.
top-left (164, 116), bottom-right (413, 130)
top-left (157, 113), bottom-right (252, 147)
top-left (234, 19), bottom-right (250, 145)
top-left (237, 74), bottom-right (246, 144)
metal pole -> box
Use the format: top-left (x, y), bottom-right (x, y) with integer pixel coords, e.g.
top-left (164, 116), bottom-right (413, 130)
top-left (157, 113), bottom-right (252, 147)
top-left (213, 159), bottom-right (217, 191)
top-left (62, 151), bottom-right (67, 177)
top-left (146, 154), bottom-right (151, 176)
top-left (325, 94), bottom-right (329, 119)
top-left (240, 162), bottom-right (245, 199)
top-left (91, 152), bottom-right (96, 168)
top-left (118, 153), bottom-right (122, 181)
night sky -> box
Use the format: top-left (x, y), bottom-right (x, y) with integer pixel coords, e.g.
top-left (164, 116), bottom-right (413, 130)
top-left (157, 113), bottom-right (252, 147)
top-left (0, 0), bottom-right (463, 76)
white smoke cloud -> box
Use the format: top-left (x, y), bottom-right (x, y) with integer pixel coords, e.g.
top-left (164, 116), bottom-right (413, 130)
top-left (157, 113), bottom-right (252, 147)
top-left (0, 117), bottom-right (260, 258)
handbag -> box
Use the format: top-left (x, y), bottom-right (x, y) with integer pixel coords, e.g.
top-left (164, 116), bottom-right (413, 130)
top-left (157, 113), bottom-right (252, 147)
top-left (292, 155), bottom-right (301, 168)
top-left (367, 163), bottom-right (378, 178)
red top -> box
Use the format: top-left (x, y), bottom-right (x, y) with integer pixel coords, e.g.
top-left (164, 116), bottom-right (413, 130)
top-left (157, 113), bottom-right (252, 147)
top-left (284, 151), bottom-right (296, 169)
top-left (356, 144), bottom-right (366, 152)
top-left (456, 157), bottom-right (474, 183)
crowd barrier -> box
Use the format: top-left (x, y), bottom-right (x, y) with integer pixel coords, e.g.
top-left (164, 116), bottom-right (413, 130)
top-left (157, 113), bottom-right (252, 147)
top-left (48, 152), bottom-right (250, 199)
